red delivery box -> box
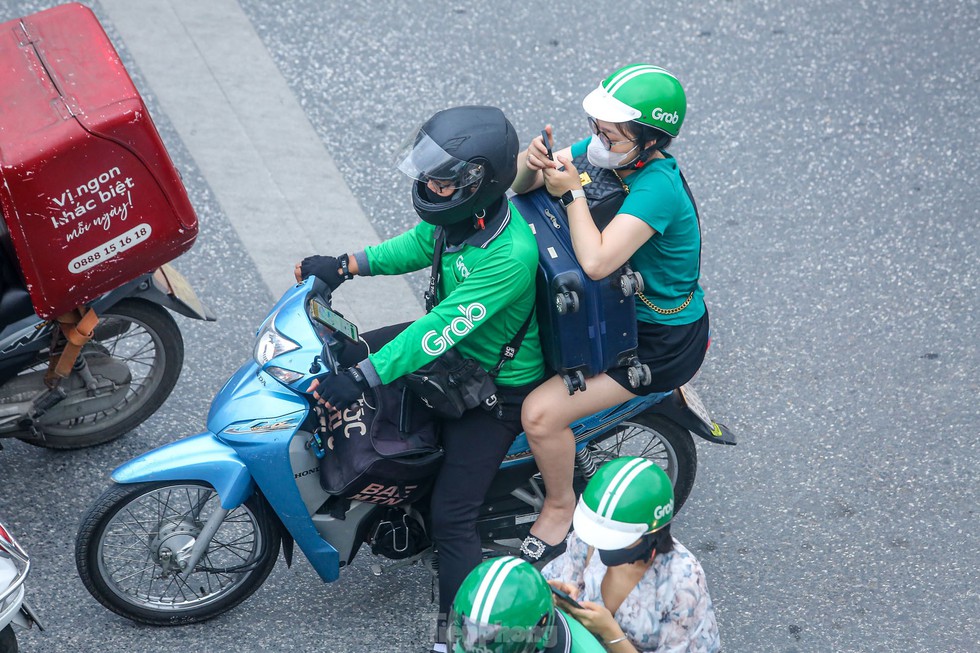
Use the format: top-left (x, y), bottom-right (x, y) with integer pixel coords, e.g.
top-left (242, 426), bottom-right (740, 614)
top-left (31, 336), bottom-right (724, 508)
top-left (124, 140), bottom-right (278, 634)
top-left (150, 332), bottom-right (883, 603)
top-left (0, 3), bottom-right (198, 319)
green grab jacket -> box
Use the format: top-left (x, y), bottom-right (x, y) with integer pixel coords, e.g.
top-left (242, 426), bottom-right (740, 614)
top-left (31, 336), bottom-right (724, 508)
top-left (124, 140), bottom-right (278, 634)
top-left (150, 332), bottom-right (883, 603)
top-left (356, 204), bottom-right (544, 388)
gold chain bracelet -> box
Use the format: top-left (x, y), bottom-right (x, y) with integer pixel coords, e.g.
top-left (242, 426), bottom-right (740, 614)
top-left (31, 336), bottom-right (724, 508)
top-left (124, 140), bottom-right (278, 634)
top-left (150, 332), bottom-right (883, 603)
top-left (636, 290), bottom-right (694, 315)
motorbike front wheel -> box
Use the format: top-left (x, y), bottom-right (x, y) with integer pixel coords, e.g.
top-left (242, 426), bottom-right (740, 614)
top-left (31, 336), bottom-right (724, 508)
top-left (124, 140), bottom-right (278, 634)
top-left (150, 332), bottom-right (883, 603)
top-left (584, 412), bottom-right (697, 513)
top-left (19, 299), bottom-right (183, 449)
top-left (75, 481), bottom-right (281, 626)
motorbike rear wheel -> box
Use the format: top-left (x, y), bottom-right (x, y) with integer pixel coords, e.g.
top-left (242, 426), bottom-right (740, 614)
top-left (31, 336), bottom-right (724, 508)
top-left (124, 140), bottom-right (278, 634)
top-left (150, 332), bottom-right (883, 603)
top-left (75, 481), bottom-right (280, 626)
top-left (18, 299), bottom-right (183, 449)
top-left (584, 412), bottom-right (697, 513)
top-left (488, 413), bottom-right (699, 550)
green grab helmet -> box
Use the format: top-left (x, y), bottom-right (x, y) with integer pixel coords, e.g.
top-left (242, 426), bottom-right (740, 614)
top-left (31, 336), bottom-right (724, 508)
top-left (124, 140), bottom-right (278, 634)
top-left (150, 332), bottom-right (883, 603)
top-left (582, 63), bottom-right (687, 137)
top-left (450, 556), bottom-right (555, 653)
top-left (572, 456), bottom-right (675, 550)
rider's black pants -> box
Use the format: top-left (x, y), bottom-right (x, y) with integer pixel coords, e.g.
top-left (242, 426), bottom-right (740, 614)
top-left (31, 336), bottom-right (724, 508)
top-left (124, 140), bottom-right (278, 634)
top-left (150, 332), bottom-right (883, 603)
top-left (430, 401), bottom-right (525, 622)
top-left (342, 323), bottom-right (536, 636)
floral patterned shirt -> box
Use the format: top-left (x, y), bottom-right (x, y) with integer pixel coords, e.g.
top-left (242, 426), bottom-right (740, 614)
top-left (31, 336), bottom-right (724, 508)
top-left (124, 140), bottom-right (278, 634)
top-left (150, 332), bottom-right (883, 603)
top-left (542, 533), bottom-right (720, 653)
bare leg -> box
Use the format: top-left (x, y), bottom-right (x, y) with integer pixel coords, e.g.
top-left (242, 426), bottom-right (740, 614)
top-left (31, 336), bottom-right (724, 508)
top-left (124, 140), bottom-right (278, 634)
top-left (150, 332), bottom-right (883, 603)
top-left (520, 373), bottom-right (638, 545)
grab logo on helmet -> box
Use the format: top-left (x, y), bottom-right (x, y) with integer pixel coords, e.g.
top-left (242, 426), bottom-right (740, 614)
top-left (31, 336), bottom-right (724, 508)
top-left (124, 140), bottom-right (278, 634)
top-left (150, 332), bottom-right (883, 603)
top-left (651, 107), bottom-right (680, 125)
top-left (422, 302), bottom-right (487, 355)
top-left (654, 498), bottom-right (674, 522)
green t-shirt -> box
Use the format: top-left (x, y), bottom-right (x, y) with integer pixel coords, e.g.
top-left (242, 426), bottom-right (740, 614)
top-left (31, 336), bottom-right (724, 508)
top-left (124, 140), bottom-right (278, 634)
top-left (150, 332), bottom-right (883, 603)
top-left (570, 139), bottom-right (705, 326)
top-left (361, 204), bottom-right (544, 387)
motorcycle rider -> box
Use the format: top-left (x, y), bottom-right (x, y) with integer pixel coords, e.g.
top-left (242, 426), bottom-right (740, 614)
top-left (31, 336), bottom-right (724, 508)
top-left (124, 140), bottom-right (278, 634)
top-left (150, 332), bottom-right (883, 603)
top-left (542, 457), bottom-right (721, 652)
top-left (449, 555), bottom-right (605, 652)
top-left (295, 105), bottom-right (545, 652)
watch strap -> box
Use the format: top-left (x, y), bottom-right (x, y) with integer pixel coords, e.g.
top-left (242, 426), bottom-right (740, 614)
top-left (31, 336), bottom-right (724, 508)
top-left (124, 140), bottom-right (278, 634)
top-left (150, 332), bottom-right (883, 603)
top-left (561, 188), bottom-right (586, 207)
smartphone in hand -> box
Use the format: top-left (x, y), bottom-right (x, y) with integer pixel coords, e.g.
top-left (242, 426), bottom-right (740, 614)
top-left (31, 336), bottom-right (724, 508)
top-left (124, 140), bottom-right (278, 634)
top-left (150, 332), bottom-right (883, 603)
top-left (540, 129), bottom-right (554, 161)
top-left (551, 585), bottom-right (583, 610)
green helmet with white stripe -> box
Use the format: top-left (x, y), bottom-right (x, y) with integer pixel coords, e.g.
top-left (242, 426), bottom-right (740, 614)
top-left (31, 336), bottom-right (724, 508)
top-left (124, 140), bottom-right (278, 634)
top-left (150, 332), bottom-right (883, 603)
top-left (572, 457), bottom-right (675, 550)
top-left (582, 63), bottom-right (687, 137)
top-left (450, 556), bottom-right (555, 653)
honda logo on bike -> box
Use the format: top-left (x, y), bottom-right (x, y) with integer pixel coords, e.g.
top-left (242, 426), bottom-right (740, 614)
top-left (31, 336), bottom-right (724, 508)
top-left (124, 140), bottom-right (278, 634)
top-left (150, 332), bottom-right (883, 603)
top-left (421, 302), bottom-right (487, 355)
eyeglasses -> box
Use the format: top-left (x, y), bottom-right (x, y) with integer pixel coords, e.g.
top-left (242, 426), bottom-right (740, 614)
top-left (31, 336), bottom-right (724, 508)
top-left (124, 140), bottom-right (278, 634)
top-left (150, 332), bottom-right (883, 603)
top-left (588, 116), bottom-right (636, 150)
top-left (423, 177), bottom-right (457, 194)
top-left (418, 160), bottom-right (484, 196)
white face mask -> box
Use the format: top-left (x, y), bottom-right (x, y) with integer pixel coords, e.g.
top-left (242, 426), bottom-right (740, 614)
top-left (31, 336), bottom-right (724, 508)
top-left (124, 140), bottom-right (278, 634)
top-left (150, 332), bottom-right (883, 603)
top-left (586, 134), bottom-right (639, 170)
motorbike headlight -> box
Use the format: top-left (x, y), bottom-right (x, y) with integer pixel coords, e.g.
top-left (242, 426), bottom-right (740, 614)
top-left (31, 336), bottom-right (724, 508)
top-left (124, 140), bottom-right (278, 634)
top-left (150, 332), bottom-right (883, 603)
top-left (253, 324), bottom-right (300, 365)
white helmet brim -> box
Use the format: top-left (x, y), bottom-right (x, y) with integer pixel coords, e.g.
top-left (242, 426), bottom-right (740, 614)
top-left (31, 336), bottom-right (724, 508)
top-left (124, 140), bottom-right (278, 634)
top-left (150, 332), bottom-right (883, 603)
top-left (572, 498), bottom-right (648, 551)
top-left (582, 83), bottom-right (641, 124)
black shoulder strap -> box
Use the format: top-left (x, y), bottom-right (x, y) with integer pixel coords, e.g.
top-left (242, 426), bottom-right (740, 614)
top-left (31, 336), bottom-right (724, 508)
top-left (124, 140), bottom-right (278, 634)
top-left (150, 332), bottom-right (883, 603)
top-left (424, 229), bottom-right (446, 313)
top-left (678, 169), bottom-right (700, 226)
top-left (489, 305), bottom-right (535, 379)
top-left (677, 169), bottom-right (703, 286)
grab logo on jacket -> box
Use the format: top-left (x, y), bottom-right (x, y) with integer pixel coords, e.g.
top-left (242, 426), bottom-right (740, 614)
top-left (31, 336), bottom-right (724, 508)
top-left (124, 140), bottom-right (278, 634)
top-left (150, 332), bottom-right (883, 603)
top-left (421, 302), bottom-right (487, 355)
top-left (455, 255), bottom-right (470, 279)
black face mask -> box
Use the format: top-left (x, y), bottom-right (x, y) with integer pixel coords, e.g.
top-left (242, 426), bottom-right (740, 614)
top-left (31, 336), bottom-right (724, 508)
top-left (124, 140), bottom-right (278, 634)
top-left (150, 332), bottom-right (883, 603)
top-left (598, 532), bottom-right (657, 567)
top-left (423, 185), bottom-right (456, 204)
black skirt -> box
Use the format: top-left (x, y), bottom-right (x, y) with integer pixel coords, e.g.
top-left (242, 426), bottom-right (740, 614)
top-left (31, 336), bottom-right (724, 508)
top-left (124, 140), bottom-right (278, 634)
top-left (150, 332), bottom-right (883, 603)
top-left (606, 309), bottom-right (710, 394)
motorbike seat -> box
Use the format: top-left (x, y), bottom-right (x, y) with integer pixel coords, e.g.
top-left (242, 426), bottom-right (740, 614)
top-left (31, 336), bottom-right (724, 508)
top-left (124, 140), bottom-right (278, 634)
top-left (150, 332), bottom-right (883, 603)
top-left (0, 217), bottom-right (35, 326)
top-left (0, 284), bottom-right (34, 325)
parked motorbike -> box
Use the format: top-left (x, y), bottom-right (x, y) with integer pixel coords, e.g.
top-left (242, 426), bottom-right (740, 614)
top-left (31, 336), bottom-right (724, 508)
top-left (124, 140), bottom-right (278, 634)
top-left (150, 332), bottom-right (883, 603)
top-left (0, 263), bottom-right (213, 450)
top-left (74, 277), bottom-right (734, 625)
top-left (0, 518), bottom-right (42, 653)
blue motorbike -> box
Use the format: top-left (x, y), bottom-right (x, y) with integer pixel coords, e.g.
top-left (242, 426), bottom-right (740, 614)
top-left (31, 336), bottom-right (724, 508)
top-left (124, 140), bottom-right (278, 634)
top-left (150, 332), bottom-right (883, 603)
top-left (74, 277), bottom-right (734, 625)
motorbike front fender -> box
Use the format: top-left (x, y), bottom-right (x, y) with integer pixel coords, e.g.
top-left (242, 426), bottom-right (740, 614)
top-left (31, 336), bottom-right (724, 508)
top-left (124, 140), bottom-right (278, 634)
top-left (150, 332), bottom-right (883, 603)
top-left (111, 432), bottom-right (255, 509)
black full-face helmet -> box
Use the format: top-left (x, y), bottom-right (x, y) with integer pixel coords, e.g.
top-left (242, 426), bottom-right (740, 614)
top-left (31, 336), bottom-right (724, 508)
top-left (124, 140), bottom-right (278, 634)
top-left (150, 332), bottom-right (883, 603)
top-left (396, 106), bottom-right (519, 226)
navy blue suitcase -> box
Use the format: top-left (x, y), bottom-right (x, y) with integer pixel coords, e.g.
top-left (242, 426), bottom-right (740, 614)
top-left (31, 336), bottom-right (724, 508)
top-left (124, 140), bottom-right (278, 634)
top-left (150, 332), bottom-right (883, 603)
top-left (510, 189), bottom-right (648, 393)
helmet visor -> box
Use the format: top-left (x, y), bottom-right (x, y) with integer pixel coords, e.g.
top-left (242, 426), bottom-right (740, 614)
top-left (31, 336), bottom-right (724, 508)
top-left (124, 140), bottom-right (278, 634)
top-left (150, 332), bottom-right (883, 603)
top-left (396, 129), bottom-right (485, 189)
top-left (450, 615), bottom-right (543, 653)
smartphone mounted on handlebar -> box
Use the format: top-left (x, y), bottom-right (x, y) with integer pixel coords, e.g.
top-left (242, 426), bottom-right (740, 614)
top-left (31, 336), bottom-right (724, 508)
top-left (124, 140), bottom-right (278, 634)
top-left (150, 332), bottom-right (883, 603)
top-left (308, 297), bottom-right (359, 393)
top-left (309, 298), bottom-right (359, 343)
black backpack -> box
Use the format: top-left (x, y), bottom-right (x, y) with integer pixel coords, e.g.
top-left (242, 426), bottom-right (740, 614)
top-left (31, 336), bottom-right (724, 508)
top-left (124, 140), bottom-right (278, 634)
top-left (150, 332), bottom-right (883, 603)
top-left (317, 383), bottom-right (443, 506)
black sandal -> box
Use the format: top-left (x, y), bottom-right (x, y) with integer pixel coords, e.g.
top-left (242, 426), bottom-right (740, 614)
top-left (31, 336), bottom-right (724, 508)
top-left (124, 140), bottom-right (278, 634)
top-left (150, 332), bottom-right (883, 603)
top-left (519, 534), bottom-right (568, 566)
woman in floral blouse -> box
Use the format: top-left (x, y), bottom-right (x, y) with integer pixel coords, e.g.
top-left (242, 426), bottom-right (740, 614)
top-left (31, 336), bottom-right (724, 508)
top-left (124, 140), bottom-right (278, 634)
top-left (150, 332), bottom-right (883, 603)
top-left (542, 457), bottom-right (720, 653)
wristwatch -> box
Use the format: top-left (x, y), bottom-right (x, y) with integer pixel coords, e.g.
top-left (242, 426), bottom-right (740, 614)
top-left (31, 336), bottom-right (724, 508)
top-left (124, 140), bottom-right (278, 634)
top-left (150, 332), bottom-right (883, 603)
top-left (560, 189), bottom-right (586, 208)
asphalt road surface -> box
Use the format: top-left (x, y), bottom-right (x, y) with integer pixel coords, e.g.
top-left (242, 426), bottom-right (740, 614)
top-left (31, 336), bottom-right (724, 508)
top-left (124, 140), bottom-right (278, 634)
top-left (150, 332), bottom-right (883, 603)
top-left (0, 1), bottom-right (977, 652)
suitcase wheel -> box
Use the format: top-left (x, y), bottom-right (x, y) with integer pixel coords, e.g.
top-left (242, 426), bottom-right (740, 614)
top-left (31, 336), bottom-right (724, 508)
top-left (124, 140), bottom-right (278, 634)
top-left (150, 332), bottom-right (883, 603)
top-left (619, 271), bottom-right (645, 296)
top-left (555, 289), bottom-right (580, 315)
top-left (640, 364), bottom-right (652, 385)
top-left (562, 370), bottom-right (587, 395)
top-left (627, 362), bottom-right (652, 388)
